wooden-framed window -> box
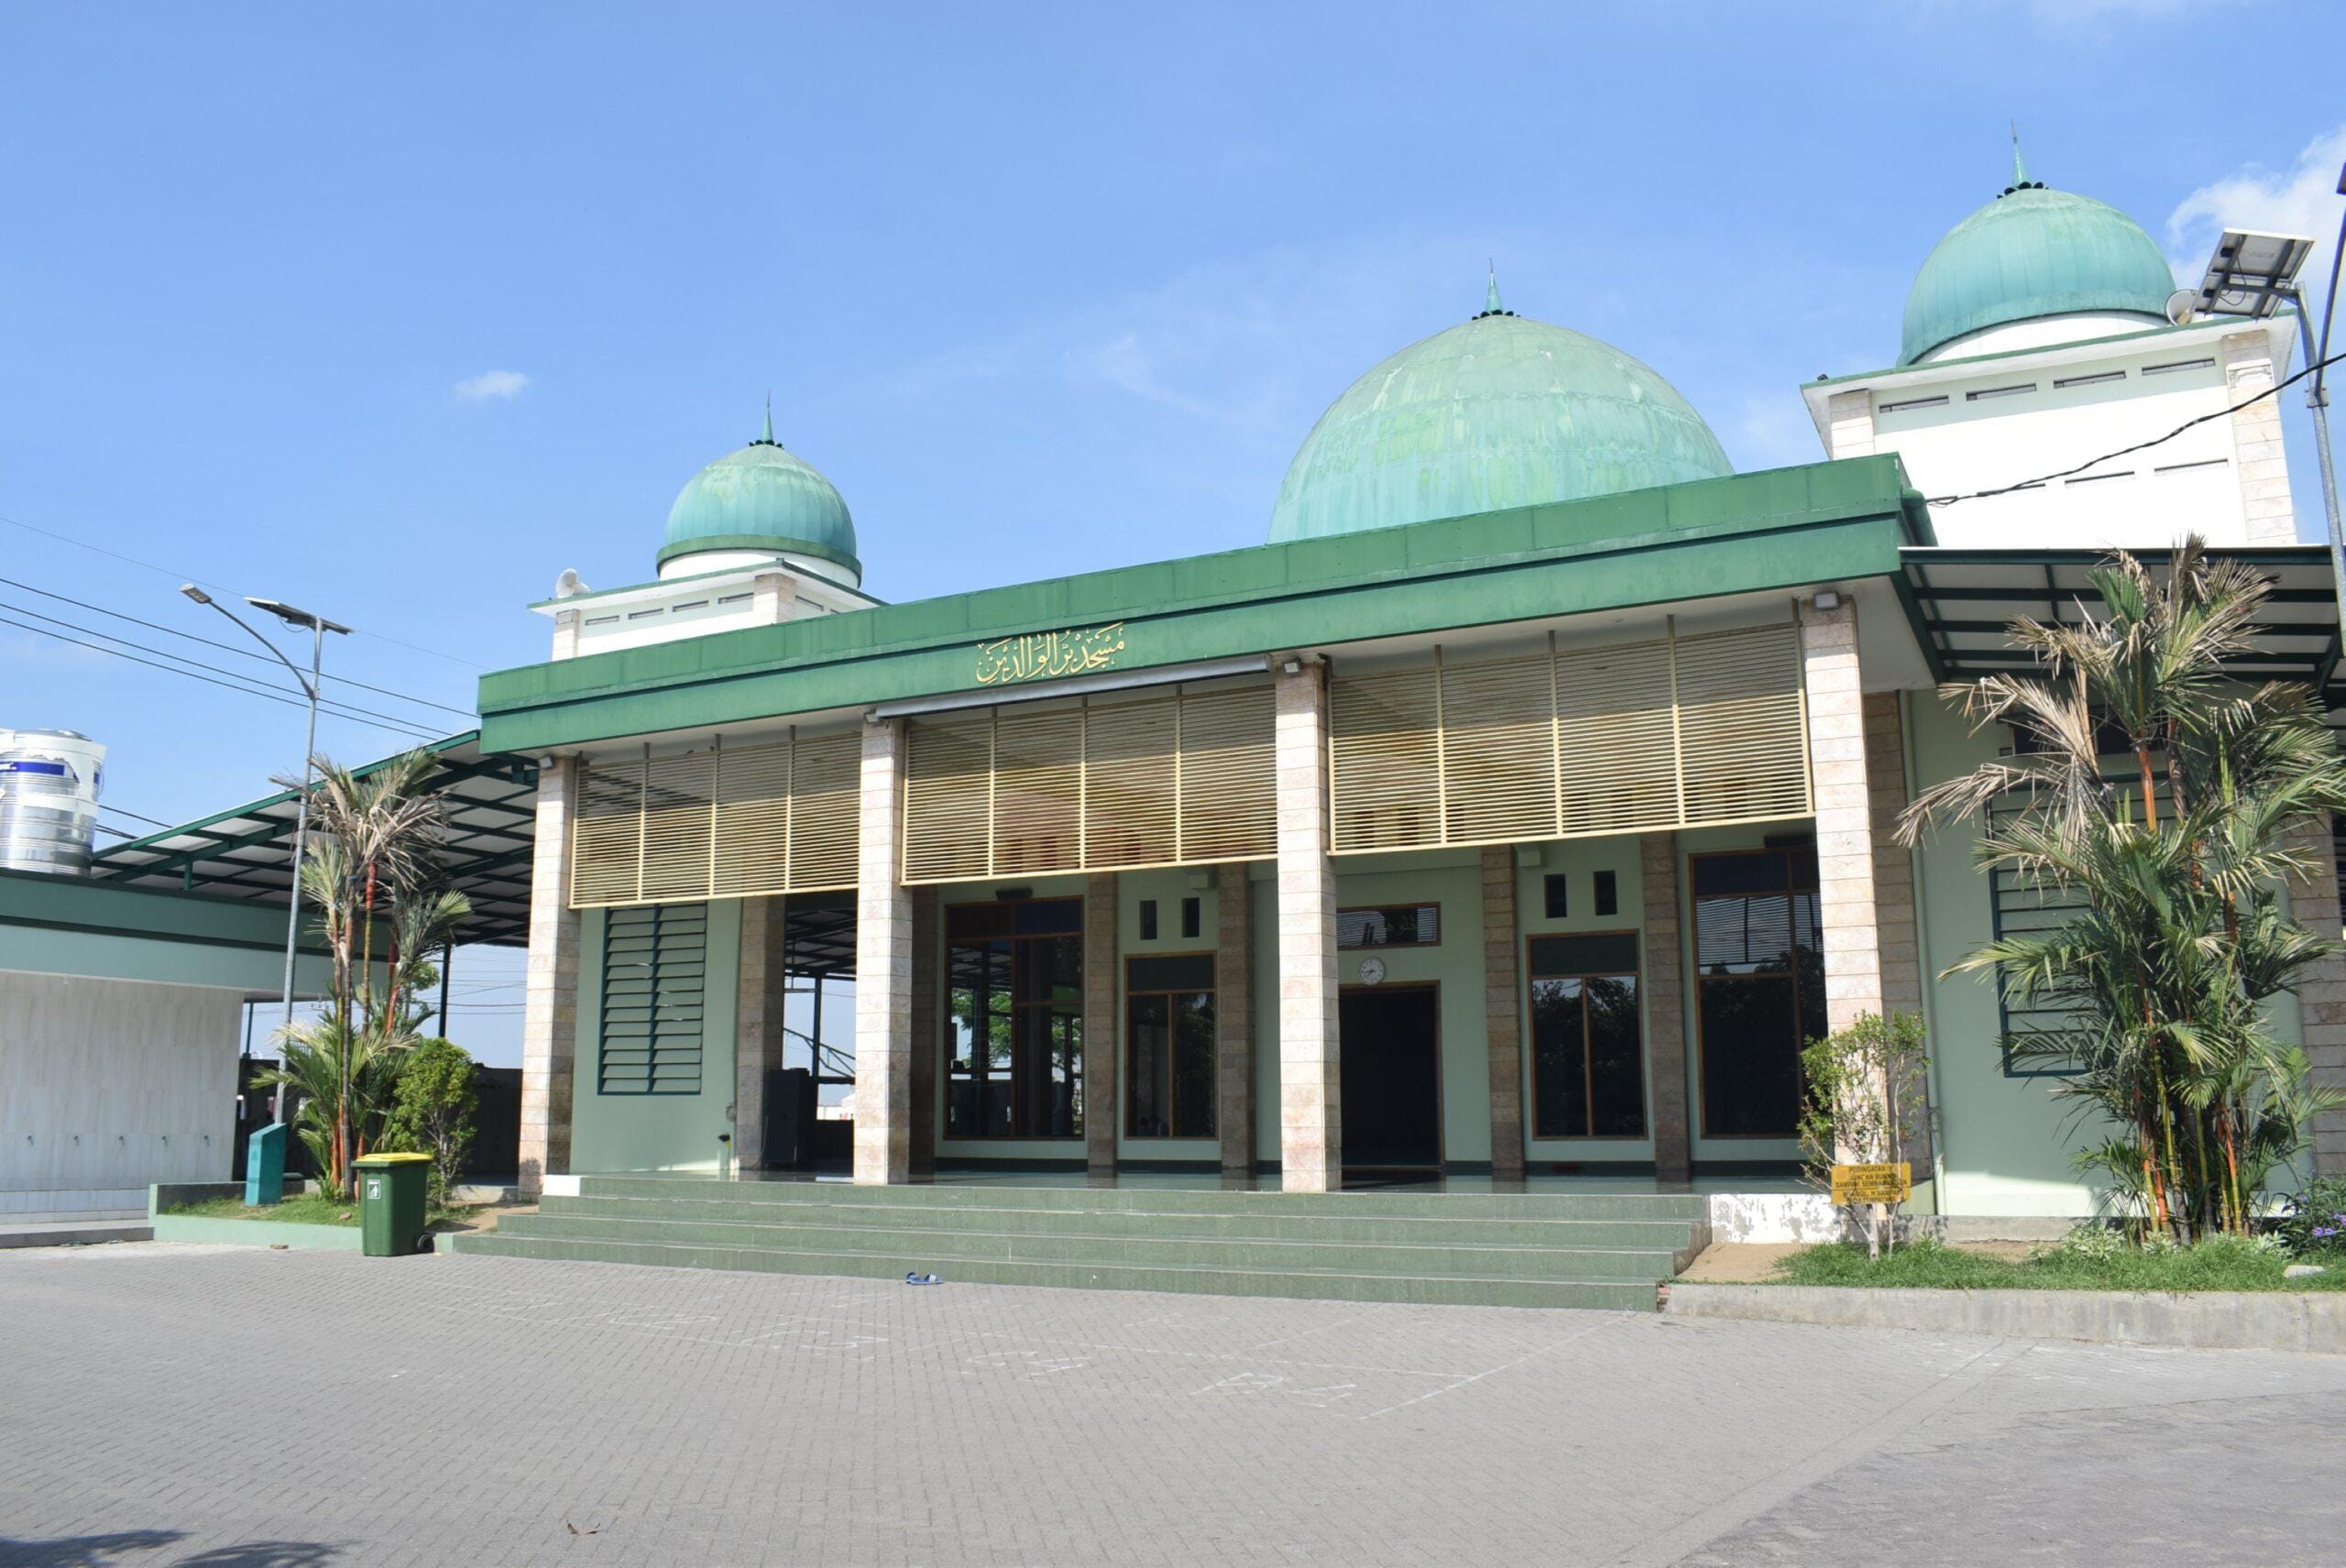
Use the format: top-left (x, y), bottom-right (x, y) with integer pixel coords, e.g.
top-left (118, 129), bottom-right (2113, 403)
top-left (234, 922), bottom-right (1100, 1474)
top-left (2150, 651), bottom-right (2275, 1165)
top-left (1691, 844), bottom-right (1822, 1138)
top-left (1337, 904), bottom-right (1440, 948)
top-left (1527, 931), bottom-right (1644, 1138)
top-left (945, 897), bottom-right (1084, 1138)
top-left (1124, 952), bottom-right (1215, 1139)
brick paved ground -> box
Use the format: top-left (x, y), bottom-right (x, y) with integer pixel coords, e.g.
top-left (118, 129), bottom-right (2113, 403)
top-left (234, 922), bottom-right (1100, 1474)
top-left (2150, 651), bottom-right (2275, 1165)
top-left (4, 1244), bottom-right (2344, 1567)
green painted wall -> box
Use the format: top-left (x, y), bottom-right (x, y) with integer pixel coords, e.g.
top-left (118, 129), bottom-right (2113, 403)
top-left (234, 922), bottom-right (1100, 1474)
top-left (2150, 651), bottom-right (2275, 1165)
top-left (0, 869), bottom-right (335, 993)
top-left (570, 900), bottom-right (743, 1174)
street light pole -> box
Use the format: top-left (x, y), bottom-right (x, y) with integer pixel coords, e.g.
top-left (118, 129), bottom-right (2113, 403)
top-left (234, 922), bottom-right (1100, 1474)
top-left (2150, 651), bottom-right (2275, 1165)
top-left (180, 586), bottom-right (351, 1123)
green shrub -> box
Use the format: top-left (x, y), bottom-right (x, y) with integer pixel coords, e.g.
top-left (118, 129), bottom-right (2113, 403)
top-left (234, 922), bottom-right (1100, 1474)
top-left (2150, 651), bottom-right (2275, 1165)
top-left (385, 1037), bottom-right (477, 1205)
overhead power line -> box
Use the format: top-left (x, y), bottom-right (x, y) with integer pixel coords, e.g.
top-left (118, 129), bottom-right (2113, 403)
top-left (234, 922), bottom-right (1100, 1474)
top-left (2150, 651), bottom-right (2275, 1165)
top-left (0, 572), bottom-right (477, 719)
top-left (0, 509), bottom-right (488, 670)
top-left (0, 599), bottom-right (446, 737)
top-left (1926, 348), bottom-right (2346, 509)
top-left (0, 611), bottom-right (441, 742)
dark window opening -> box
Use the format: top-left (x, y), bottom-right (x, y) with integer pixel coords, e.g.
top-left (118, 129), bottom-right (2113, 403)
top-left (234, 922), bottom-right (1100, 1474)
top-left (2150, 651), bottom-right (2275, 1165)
top-left (1338, 904), bottom-right (1441, 948)
top-left (1692, 847), bottom-right (1822, 1137)
top-left (1543, 874), bottom-right (1568, 919)
top-left (1180, 896), bottom-right (1201, 939)
top-left (1139, 899), bottom-right (1158, 941)
top-left (1594, 870), bottom-right (1618, 917)
top-left (1528, 932), bottom-right (1643, 1138)
top-left (1125, 952), bottom-right (1214, 1139)
top-left (946, 897), bottom-right (1084, 1139)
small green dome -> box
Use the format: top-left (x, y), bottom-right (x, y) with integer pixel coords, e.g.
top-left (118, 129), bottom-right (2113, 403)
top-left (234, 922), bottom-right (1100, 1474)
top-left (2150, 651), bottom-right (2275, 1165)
top-left (1269, 280), bottom-right (1732, 544)
top-left (1900, 153), bottom-right (2176, 366)
top-left (658, 411), bottom-right (860, 581)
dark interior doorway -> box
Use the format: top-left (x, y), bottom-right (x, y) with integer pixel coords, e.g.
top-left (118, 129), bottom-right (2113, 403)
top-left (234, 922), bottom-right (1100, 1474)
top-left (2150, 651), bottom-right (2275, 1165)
top-left (1339, 984), bottom-right (1442, 1179)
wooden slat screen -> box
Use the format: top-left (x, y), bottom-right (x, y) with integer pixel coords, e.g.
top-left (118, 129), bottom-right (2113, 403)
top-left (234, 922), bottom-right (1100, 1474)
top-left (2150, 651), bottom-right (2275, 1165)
top-left (1331, 623), bottom-right (1810, 853)
top-left (902, 682), bottom-right (1276, 884)
top-left (569, 729), bottom-right (862, 909)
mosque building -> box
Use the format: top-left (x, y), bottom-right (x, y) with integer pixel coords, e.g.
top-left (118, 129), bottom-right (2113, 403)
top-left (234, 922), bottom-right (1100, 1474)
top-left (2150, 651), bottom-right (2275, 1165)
top-left (458, 148), bottom-right (2341, 1281)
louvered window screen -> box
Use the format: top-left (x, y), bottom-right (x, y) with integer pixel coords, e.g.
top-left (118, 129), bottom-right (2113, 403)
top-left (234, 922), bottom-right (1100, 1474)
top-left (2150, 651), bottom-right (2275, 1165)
top-left (1331, 624), bottom-right (1811, 854)
top-left (599, 903), bottom-right (707, 1094)
top-left (569, 729), bottom-right (861, 909)
top-left (902, 682), bottom-right (1276, 884)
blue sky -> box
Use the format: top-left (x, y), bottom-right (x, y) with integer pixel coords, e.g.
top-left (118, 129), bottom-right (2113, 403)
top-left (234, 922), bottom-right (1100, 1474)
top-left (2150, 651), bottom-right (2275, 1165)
top-left (5, 2), bottom-right (2342, 1061)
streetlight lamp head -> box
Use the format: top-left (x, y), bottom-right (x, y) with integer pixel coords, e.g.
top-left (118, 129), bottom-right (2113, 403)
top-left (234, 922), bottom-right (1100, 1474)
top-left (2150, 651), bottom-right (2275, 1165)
top-left (246, 598), bottom-right (353, 636)
top-left (179, 584), bottom-right (214, 606)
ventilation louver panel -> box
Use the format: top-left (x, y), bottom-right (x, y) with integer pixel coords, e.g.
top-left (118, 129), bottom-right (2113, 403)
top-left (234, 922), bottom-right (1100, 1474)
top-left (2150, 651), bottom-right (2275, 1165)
top-left (902, 681), bottom-right (1277, 884)
top-left (1329, 625), bottom-right (1812, 855)
top-left (598, 902), bottom-right (707, 1095)
top-left (570, 729), bottom-right (863, 909)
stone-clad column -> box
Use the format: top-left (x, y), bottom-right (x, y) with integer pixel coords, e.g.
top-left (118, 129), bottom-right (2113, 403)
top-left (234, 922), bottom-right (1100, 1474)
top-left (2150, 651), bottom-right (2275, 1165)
top-left (909, 886), bottom-right (939, 1179)
top-left (1482, 847), bottom-right (1525, 1183)
top-left (1801, 597), bottom-right (1883, 1037)
top-left (519, 756), bottom-right (582, 1195)
top-left (732, 896), bottom-right (786, 1172)
top-left (853, 718), bottom-right (913, 1185)
top-left (1641, 832), bottom-right (1692, 1184)
top-left (1863, 693), bottom-right (1933, 1169)
top-left (2222, 331), bottom-right (2297, 545)
top-left (1274, 656), bottom-right (1342, 1191)
top-left (1084, 872), bottom-right (1119, 1179)
top-left (2286, 823), bottom-right (2346, 1175)
top-left (1216, 864), bottom-right (1255, 1182)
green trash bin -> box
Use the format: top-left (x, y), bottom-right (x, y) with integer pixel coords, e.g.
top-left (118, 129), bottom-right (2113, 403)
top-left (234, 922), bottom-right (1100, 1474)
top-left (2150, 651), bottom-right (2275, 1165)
top-left (353, 1152), bottom-right (433, 1256)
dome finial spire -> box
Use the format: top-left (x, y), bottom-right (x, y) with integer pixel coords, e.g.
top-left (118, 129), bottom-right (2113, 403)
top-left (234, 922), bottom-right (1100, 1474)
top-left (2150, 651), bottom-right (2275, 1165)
top-left (760, 393), bottom-right (775, 445)
top-left (1475, 261), bottom-right (1511, 319)
top-left (2007, 122), bottom-right (2032, 192)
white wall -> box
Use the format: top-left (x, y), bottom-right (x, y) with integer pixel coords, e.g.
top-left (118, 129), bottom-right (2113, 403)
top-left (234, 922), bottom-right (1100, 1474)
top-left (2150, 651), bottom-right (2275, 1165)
top-left (0, 970), bottom-right (241, 1215)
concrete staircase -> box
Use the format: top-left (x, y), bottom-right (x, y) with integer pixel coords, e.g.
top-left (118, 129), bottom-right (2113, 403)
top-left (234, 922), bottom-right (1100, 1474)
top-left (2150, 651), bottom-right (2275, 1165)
top-left (451, 1178), bottom-right (1708, 1310)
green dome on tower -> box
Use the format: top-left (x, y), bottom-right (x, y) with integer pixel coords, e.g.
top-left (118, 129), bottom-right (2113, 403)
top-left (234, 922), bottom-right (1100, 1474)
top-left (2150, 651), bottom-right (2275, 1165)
top-left (658, 406), bottom-right (861, 583)
top-left (1268, 276), bottom-right (1732, 544)
top-left (1899, 145), bottom-right (2177, 366)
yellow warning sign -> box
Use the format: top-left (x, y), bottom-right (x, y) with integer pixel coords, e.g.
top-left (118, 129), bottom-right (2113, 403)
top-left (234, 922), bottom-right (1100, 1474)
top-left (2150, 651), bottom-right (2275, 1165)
top-left (1829, 1161), bottom-right (1912, 1206)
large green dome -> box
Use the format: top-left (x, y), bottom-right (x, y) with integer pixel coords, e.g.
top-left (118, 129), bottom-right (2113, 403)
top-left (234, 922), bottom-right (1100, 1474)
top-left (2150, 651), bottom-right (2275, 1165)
top-left (659, 411), bottom-right (860, 582)
top-left (1900, 154), bottom-right (2176, 366)
top-left (1268, 282), bottom-right (1732, 544)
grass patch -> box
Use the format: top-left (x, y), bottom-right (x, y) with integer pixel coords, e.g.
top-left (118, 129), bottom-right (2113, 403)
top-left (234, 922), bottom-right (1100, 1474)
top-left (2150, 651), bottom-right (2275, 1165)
top-left (1774, 1235), bottom-right (2346, 1293)
top-left (165, 1192), bottom-right (477, 1228)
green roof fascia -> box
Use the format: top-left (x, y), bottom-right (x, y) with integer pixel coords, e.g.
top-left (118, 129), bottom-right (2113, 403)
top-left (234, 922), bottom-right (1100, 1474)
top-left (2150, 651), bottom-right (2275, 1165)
top-left (93, 729), bottom-right (488, 864)
top-left (0, 866), bottom-right (332, 956)
top-left (479, 457), bottom-right (1932, 754)
top-left (1808, 314), bottom-right (2288, 389)
top-left (532, 561), bottom-right (884, 612)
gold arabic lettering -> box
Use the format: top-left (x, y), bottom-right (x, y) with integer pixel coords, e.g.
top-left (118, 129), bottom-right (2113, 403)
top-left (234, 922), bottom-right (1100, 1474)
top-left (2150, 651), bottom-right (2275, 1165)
top-left (973, 621), bottom-right (1127, 686)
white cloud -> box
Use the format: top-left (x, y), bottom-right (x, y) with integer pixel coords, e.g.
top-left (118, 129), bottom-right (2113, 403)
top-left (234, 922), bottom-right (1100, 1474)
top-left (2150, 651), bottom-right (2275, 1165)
top-left (453, 369), bottom-right (532, 402)
top-left (2166, 126), bottom-right (2346, 305)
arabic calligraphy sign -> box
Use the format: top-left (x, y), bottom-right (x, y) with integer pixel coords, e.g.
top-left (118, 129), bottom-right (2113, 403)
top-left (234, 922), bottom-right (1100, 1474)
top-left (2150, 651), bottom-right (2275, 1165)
top-left (973, 621), bottom-right (1127, 687)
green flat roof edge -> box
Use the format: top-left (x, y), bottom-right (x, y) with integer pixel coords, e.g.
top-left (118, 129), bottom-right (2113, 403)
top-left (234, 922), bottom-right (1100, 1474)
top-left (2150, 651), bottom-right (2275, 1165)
top-left (481, 503), bottom-right (1924, 753)
top-left (0, 867), bottom-right (334, 952)
top-left (481, 458), bottom-right (1924, 738)
top-left (1809, 314), bottom-right (2287, 389)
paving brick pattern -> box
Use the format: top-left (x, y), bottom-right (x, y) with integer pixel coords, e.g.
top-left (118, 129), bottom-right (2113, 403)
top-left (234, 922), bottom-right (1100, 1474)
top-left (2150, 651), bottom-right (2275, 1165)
top-left (8, 1246), bottom-right (2346, 1566)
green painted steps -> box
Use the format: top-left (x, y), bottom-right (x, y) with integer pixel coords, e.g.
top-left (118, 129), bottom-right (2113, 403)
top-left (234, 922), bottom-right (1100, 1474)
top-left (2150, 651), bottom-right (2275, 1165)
top-left (496, 1212), bottom-right (1685, 1282)
top-left (452, 1177), bottom-right (1705, 1310)
top-left (539, 1192), bottom-right (1697, 1250)
top-left (573, 1176), bottom-right (1707, 1222)
top-left (453, 1233), bottom-right (1661, 1311)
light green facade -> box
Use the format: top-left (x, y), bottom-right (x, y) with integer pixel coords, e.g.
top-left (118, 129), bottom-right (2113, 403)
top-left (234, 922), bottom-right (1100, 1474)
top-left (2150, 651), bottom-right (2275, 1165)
top-left (0, 868), bottom-right (334, 994)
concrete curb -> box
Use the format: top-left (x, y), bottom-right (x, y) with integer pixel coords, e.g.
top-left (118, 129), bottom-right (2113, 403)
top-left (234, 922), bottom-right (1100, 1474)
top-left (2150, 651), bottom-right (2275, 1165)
top-left (1661, 1281), bottom-right (2346, 1354)
top-left (149, 1214), bottom-right (363, 1251)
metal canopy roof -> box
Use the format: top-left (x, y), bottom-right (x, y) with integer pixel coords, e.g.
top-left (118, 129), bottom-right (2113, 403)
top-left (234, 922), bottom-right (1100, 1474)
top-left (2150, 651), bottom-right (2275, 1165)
top-left (1900, 545), bottom-right (2345, 718)
top-left (90, 732), bottom-right (541, 947)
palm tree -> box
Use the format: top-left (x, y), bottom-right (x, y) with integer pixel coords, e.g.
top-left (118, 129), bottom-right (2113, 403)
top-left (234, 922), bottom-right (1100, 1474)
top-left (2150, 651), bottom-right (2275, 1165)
top-left (271, 750), bottom-right (469, 1197)
top-left (1900, 537), bottom-right (2346, 1238)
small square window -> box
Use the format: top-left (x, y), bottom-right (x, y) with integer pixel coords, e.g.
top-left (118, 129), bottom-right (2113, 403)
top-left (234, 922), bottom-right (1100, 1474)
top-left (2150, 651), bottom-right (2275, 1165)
top-left (1180, 896), bottom-right (1200, 939)
top-left (1139, 900), bottom-right (1158, 941)
top-left (1543, 874), bottom-right (1569, 920)
top-left (1594, 870), bottom-right (1618, 917)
